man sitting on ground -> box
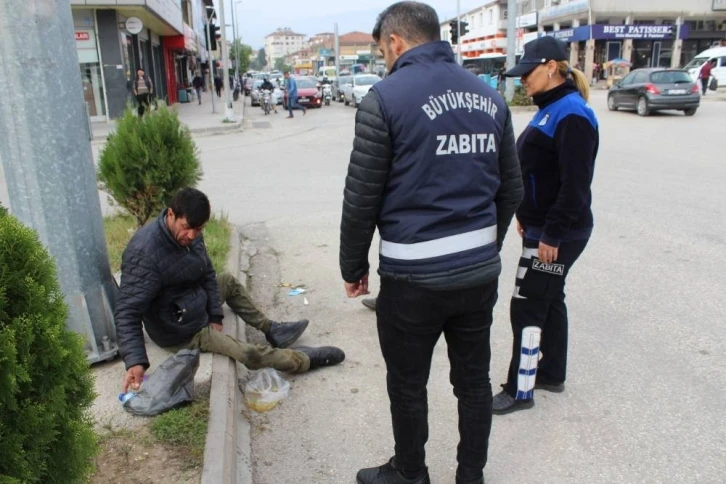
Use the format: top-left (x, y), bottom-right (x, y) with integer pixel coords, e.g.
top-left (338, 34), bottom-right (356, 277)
top-left (115, 187), bottom-right (345, 393)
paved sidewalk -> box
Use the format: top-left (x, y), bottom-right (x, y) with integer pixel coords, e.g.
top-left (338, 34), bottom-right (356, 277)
top-left (91, 94), bottom-right (245, 143)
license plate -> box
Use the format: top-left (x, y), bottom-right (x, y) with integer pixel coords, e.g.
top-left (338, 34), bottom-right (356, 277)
top-left (668, 89), bottom-right (687, 95)
top-left (299, 97), bottom-right (309, 102)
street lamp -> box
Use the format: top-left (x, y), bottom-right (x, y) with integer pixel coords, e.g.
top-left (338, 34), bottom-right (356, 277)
top-left (205, 5), bottom-right (216, 113)
top-left (217, 0), bottom-right (235, 121)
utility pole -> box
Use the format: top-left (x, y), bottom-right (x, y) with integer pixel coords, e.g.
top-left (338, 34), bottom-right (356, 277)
top-left (218, 0), bottom-right (235, 121)
top-left (204, 8), bottom-right (216, 113)
top-left (505, 0), bottom-right (517, 102)
top-left (334, 23), bottom-right (340, 79)
top-left (0, 0), bottom-right (118, 363)
top-left (231, 0), bottom-right (240, 81)
top-left (456, 0), bottom-right (462, 64)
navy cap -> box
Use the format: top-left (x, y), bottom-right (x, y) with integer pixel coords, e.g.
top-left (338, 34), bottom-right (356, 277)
top-left (503, 36), bottom-right (568, 77)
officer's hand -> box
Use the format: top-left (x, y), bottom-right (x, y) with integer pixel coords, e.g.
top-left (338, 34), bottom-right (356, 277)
top-left (345, 274), bottom-right (370, 298)
top-left (122, 365), bottom-right (145, 393)
top-left (516, 220), bottom-right (524, 238)
top-left (210, 322), bottom-right (223, 332)
top-left (538, 242), bottom-right (559, 264)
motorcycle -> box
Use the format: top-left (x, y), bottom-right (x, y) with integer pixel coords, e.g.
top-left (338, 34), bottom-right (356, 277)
top-left (322, 84), bottom-right (332, 106)
top-left (261, 89), bottom-right (272, 115)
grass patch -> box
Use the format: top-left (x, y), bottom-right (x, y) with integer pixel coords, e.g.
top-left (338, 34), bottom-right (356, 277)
top-left (150, 396), bottom-right (210, 466)
top-left (104, 212), bottom-right (231, 273)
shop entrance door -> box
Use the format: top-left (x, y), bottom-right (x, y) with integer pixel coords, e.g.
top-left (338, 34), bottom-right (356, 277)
top-left (606, 41), bottom-right (622, 61)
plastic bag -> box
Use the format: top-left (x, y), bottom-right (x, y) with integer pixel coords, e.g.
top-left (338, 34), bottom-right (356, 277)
top-left (120, 349), bottom-right (200, 417)
top-left (709, 77), bottom-right (718, 92)
top-left (244, 368), bottom-right (290, 412)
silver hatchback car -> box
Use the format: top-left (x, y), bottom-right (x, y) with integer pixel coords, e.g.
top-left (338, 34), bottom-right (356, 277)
top-left (607, 68), bottom-right (700, 116)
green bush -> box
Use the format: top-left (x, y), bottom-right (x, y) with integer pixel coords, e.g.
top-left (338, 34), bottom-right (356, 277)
top-left (0, 213), bottom-right (97, 483)
top-left (509, 86), bottom-right (533, 107)
top-left (97, 105), bottom-right (203, 227)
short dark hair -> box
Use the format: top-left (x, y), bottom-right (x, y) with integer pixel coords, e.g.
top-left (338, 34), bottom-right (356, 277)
top-left (372, 2), bottom-right (440, 45)
top-left (169, 188), bottom-right (211, 228)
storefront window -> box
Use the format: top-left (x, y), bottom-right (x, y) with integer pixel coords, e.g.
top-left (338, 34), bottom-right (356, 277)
top-left (75, 26), bottom-right (106, 118)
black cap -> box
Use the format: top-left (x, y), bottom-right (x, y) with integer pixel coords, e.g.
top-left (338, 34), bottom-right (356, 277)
top-left (503, 36), bottom-right (568, 77)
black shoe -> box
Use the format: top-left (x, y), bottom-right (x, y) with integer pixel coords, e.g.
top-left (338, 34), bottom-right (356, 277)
top-left (357, 458), bottom-right (430, 484)
top-left (492, 390), bottom-right (534, 415)
top-left (265, 320), bottom-right (309, 348)
top-left (362, 298), bottom-right (377, 311)
top-left (535, 378), bottom-right (565, 393)
top-left (295, 346), bottom-right (345, 369)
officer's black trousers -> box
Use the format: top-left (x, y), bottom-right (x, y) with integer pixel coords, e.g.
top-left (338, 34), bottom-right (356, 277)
top-left (377, 277), bottom-right (498, 483)
top-left (503, 237), bottom-right (589, 400)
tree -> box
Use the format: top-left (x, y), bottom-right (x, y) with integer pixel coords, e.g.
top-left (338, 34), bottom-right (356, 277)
top-left (97, 105), bottom-right (202, 227)
top-left (274, 57), bottom-right (292, 73)
top-left (255, 48), bottom-right (267, 70)
top-left (229, 40), bottom-right (253, 74)
top-left (0, 211), bottom-right (97, 483)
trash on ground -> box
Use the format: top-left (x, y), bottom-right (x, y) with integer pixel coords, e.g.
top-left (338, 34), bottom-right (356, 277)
top-left (303, 297), bottom-right (309, 306)
top-left (244, 368), bottom-right (290, 412)
top-left (288, 288), bottom-right (306, 296)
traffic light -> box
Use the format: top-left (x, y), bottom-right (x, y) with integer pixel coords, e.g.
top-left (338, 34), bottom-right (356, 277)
top-left (459, 21), bottom-right (469, 37)
top-left (205, 24), bottom-right (218, 51)
top-left (449, 20), bottom-right (458, 45)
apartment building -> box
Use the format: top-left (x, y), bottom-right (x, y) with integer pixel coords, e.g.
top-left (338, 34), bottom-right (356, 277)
top-left (265, 28), bottom-right (307, 67)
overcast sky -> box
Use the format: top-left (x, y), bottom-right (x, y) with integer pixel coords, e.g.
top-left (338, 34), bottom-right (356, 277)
top-left (218, 1), bottom-right (483, 50)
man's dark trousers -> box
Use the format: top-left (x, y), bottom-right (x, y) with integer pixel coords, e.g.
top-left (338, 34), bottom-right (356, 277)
top-left (701, 78), bottom-right (709, 95)
top-left (376, 277), bottom-right (498, 483)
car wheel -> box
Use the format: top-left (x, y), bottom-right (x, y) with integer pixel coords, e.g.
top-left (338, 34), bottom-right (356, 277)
top-left (683, 108), bottom-right (697, 116)
top-left (607, 95), bottom-right (618, 111)
top-left (637, 97), bottom-right (650, 117)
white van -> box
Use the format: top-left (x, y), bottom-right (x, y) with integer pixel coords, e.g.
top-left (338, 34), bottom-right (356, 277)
top-left (684, 46), bottom-right (726, 83)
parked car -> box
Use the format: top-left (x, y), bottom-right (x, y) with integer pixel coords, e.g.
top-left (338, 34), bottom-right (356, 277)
top-left (335, 75), bottom-right (350, 102)
top-left (607, 68), bottom-right (700, 117)
top-left (282, 77), bottom-right (322, 109)
top-left (684, 46), bottom-right (726, 83)
top-left (342, 74), bottom-right (382, 108)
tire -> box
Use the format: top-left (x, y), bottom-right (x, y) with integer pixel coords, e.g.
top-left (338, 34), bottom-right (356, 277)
top-left (607, 95), bottom-right (618, 111)
top-left (344, 97), bottom-right (350, 106)
top-left (683, 108), bottom-right (697, 116)
top-left (637, 97), bottom-right (650, 117)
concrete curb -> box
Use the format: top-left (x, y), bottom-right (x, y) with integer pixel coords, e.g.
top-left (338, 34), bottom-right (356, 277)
top-left (509, 105), bottom-right (538, 113)
top-left (201, 225), bottom-right (253, 484)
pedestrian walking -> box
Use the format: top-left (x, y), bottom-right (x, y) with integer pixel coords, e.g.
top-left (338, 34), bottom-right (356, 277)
top-left (283, 71), bottom-right (307, 118)
top-left (339, 2), bottom-right (523, 483)
top-left (492, 36), bottom-right (599, 415)
top-left (133, 68), bottom-right (154, 117)
top-left (698, 60), bottom-right (714, 95)
top-left (192, 72), bottom-right (204, 105)
top-left (214, 74), bottom-right (223, 98)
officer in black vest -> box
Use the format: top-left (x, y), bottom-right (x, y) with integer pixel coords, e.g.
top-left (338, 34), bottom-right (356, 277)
top-left (339, 3), bottom-right (523, 483)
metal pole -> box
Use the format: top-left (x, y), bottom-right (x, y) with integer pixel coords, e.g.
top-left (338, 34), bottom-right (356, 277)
top-left (231, 0), bottom-right (240, 82)
top-left (218, 0), bottom-right (235, 121)
top-left (205, 11), bottom-right (216, 113)
top-left (0, 0), bottom-right (118, 363)
top-left (505, 0), bottom-right (516, 102)
top-left (334, 23), bottom-right (340, 78)
top-left (456, 0), bottom-right (461, 64)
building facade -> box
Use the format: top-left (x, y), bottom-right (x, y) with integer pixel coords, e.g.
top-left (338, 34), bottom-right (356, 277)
top-left (309, 32), bottom-right (336, 70)
top-left (338, 31), bottom-right (382, 71)
top-left (265, 28), bottom-right (307, 67)
top-left (70, 0), bottom-right (211, 120)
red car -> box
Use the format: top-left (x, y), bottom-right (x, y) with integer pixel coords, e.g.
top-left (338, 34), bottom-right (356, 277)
top-left (282, 77), bottom-right (322, 109)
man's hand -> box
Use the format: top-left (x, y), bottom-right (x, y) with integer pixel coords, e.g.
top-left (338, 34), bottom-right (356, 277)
top-left (344, 273), bottom-right (370, 298)
top-left (538, 241), bottom-right (559, 264)
top-left (210, 322), bottom-right (223, 332)
top-left (122, 365), bottom-right (145, 393)
top-left (516, 220), bottom-right (524, 238)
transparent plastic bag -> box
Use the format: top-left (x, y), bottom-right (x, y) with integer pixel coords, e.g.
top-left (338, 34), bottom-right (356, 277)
top-left (244, 368), bottom-right (290, 412)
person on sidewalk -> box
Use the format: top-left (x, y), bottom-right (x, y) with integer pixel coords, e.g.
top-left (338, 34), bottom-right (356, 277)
top-left (339, 3), bottom-right (523, 484)
top-left (192, 72), bottom-right (205, 105)
top-left (133, 68), bottom-right (154, 117)
top-left (492, 36), bottom-right (598, 415)
top-left (214, 74), bottom-right (223, 98)
top-left (284, 71), bottom-right (307, 118)
top-left (698, 60), bottom-right (714, 95)
top-left (116, 188), bottom-right (345, 393)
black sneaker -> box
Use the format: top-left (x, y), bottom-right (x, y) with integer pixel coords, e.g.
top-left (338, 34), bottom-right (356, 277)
top-left (265, 320), bottom-right (309, 348)
top-left (362, 298), bottom-right (377, 311)
top-left (295, 346), bottom-right (345, 369)
top-left (492, 390), bottom-right (534, 415)
top-left (357, 458), bottom-right (430, 484)
top-left (534, 378), bottom-right (565, 393)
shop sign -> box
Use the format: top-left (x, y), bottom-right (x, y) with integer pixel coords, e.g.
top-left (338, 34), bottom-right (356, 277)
top-left (341, 55), bottom-right (359, 60)
top-left (319, 48), bottom-right (332, 56)
top-left (75, 29), bottom-right (98, 63)
top-left (594, 24), bottom-right (688, 40)
top-left (183, 23), bottom-right (198, 53)
top-left (75, 32), bottom-right (90, 41)
top-left (540, 25), bottom-right (590, 43)
top-left (539, 0), bottom-right (588, 22)
top-left (714, 0), bottom-right (726, 12)
top-left (125, 17), bottom-right (144, 34)
top-left (516, 12), bottom-right (537, 29)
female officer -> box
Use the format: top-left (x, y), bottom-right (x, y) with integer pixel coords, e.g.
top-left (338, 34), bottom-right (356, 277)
top-left (492, 36), bottom-right (599, 414)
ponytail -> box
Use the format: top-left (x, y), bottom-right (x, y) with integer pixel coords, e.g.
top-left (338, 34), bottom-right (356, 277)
top-left (556, 61), bottom-right (590, 102)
